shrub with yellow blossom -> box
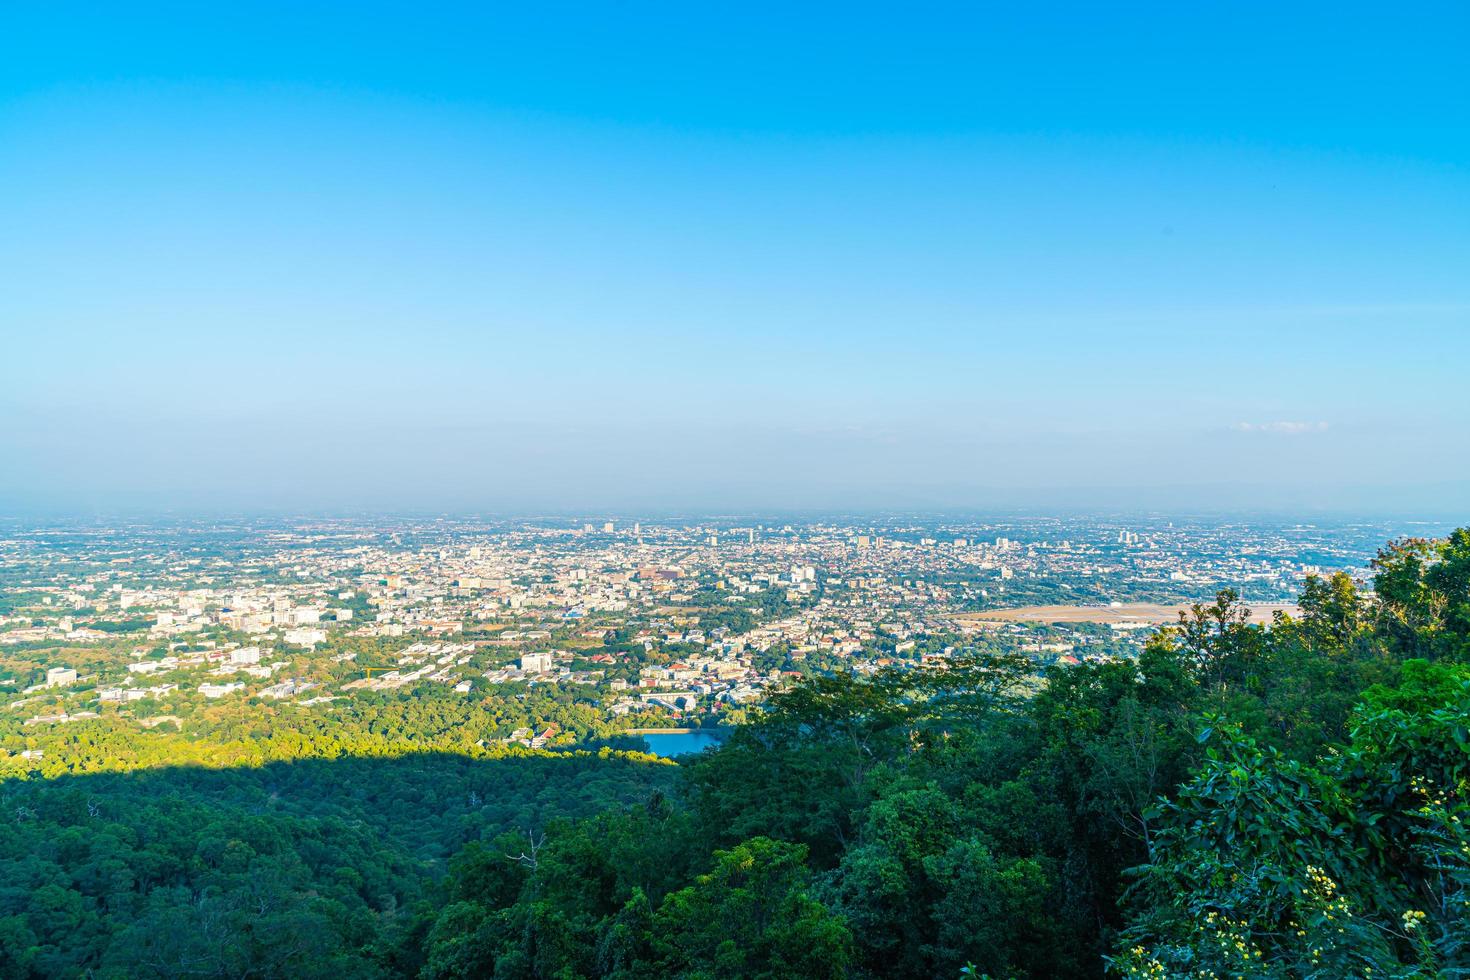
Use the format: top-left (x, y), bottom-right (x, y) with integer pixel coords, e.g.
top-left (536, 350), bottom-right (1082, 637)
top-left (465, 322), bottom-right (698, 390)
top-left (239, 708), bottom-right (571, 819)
top-left (1109, 667), bottom-right (1470, 978)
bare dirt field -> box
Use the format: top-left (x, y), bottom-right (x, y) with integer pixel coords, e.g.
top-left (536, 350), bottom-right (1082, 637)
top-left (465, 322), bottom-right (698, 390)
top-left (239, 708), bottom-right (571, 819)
top-left (957, 602), bottom-right (1300, 626)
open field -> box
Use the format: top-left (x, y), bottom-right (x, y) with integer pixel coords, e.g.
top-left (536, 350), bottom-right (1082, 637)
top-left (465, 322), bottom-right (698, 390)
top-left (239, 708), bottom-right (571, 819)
top-left (957, 602), bottom-right (1300, 626)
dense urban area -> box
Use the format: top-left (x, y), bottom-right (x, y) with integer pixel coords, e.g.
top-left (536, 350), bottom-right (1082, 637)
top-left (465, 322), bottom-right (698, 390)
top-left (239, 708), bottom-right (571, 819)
top-left (0, 515), bottom-right (1405, 753)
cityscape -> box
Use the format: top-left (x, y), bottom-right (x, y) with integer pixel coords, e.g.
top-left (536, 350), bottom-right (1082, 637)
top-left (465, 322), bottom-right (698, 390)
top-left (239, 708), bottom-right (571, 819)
top-left (4, 2), bottom-right (1467, 977)
top-left (2, 515), bottom-right (1446, 760)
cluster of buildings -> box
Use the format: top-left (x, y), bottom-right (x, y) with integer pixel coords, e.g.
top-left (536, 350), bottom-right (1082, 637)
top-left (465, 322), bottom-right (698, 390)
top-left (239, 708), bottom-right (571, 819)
top-left (0, 515), bottom-right (1407, 735)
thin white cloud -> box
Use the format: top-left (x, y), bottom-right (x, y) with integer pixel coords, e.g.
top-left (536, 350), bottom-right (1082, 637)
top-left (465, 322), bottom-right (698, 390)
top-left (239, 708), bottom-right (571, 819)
top-left (1231, 420), bottom-right (1330, 435)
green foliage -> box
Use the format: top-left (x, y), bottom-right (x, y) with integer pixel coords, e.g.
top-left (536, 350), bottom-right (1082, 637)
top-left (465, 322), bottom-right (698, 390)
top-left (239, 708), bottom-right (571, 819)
top-left (649, 838), bottom-right (852, 979)
top-left (0, 754), bottom-right (676, 978)
top-left (1113, 666), bottom-right (1470, 977)
top-left (1372, 529), bottom-right (1470, 660)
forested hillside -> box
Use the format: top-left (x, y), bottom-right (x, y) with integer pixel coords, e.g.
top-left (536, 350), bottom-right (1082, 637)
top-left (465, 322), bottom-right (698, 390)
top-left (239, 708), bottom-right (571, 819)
top-left (0, 752), bottom-right (676, 978)
top-left (4, 530), bottom-right (1469, 978)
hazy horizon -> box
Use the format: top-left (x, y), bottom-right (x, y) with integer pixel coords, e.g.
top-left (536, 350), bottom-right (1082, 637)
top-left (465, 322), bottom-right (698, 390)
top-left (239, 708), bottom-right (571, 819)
top-left (4, 4), bottom-right (1467, 515)
top-left (2, 497), bottom-right (1465, 527)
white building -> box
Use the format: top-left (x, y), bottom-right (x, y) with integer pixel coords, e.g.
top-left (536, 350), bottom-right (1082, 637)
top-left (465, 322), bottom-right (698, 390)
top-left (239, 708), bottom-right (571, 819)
top-left (519, 652), bottom-right (554, 674)
top-left (45, 666), bottom-right (77, 688)
top-left (229, 646), bottom-right (262, 665)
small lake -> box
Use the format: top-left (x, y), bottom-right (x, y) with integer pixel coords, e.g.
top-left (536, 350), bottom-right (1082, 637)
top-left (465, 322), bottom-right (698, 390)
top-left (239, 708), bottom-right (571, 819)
top-left (640, 731), bottom-right (726, 758)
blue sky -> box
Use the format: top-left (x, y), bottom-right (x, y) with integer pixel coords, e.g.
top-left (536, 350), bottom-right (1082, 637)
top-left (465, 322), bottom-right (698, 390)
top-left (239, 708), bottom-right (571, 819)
top-left (2, 3), bottom-right (1467, 515)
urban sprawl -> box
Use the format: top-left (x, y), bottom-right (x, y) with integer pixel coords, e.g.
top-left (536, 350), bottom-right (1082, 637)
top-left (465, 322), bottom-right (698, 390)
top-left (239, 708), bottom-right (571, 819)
top-left (0, 516), bottom-right (1428, 753)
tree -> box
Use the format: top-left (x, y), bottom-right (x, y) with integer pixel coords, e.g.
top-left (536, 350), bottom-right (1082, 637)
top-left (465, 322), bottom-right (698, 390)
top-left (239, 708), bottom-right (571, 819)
top-left (1292, 571), bottom-right (1366, 652)
top-left (649, 838), bottom-right (852, 980)
top-left (1114, 662), bottom-right (1470, 978)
